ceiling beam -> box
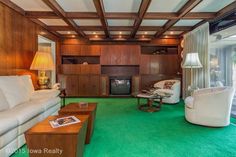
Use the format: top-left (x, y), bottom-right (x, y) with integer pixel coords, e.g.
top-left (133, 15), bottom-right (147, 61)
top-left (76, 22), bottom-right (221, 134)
top-left (105, 13), bottom-right (138, 19)
top-left (130, 0), bottom-right (152, 38)
top-left (93, 0), bottom-right (110, 38)
top-left (214, 1), bottom-right (236, 20)
top-left (42, 0), bottom-right (85, 37)
top-left (66, 12), bottom-right (99, 19)
top-left (155, 0), bottom-right (202, 38)
top-left (25, 11), bottom-right (58, 19)
top-left (108, 26), bottom-right (133, 31)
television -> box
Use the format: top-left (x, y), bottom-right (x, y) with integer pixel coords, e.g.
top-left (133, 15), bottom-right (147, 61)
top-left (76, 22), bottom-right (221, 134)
top-left (110, 78), bottom-right (131, 95)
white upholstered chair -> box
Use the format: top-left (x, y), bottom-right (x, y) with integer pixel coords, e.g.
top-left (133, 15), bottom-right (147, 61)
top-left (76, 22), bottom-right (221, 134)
top-left (185, 87), bottom-right (235, 127)
top-left (153, 79), bottom-right (181, 104)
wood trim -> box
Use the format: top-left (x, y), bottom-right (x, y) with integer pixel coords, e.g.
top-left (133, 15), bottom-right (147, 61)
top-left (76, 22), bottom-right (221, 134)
top-left (105, 13), bottom-right (138, 19)
top-left (215, 1), bottom-right (236, 20)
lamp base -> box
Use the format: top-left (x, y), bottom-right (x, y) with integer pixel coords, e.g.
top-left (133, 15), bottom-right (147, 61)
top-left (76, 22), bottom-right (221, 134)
top-left (38, 71), bottom-right (50, 89)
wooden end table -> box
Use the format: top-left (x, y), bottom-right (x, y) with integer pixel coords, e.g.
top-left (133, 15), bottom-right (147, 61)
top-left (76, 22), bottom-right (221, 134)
top-left (59, 103), bottom-right (97, 144)
top-left (25, 115), bottom-right (88, 157)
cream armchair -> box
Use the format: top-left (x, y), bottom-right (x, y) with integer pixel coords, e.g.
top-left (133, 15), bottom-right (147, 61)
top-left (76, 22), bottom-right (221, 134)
top-left (153, 79), bottom-right (181, 104)
top-left (185, 87), bottom-right (235, 127)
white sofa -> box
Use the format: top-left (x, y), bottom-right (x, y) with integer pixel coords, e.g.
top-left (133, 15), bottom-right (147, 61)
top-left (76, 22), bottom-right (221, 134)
top-left (185, 87), bottom-right (235, 127)
top-left (0, 75), bottom-right (61, 157)
top-left (153, 79), bottom-right (181, 104)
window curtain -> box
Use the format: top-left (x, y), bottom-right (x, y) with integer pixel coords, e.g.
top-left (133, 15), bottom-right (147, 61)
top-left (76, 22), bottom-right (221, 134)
top-left (182, 23), bottom-right (210, 98)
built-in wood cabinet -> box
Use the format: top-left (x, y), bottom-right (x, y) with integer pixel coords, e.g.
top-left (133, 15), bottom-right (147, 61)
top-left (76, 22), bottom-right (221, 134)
top-left (101, 45), bottom-right (140, 65)
top-left (61, 45), bottom-right (101, 56)
top-left (140, 54), bottom-right (179, 75)
top-left (58, 44), bottom-right (181, 97)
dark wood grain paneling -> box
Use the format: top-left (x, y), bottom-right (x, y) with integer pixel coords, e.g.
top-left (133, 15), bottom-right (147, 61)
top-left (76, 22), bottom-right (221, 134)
top-left (0, 3), bottom-right (59, 88)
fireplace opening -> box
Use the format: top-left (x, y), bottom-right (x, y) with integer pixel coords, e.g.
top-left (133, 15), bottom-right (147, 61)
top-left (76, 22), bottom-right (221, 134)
top-left (110, 77), bottom-right (131, 95)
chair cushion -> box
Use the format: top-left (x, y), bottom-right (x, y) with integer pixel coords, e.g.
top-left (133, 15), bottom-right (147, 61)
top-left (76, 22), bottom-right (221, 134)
top-left (163, 81), bottom-right (175, 89)
top-left (30, 89), bottom-right (60, 101)
top-left (0, 115), bottom-right (18, 135)
top-left (0, 76), bottom-right (30, 108)
top-left (185, 96), bottom-right (194, 109)
top-left (154, 88), bottom-right (174, 95)
top-left (0, 88), bottom-right (9, 111)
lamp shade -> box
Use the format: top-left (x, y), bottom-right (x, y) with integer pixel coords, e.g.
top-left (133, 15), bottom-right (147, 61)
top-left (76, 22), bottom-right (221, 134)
top-left (182, 52), bottom-right (202, 68)
top-left (30, 51), bottom-right (54, 71)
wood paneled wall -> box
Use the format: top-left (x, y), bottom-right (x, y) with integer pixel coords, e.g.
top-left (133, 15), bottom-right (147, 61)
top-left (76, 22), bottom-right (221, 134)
top-left (0, 3), bottom-right (59, 87)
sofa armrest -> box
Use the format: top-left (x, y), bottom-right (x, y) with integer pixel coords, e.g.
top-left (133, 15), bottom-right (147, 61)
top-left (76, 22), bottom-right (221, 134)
top-left (30, 89), bottom-right (60, 100)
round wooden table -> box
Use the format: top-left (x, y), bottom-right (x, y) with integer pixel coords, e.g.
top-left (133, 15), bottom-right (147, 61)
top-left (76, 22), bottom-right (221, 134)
top-left (134, 93), bottom-right (171, 112)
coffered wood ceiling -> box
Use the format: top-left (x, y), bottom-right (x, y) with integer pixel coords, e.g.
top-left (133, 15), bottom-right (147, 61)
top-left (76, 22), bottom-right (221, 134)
top-left (1, 0), bottom-right (236, 41)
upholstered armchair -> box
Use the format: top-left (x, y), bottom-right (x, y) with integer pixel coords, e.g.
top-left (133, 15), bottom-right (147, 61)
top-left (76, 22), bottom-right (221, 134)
top-left (153, 79), bottom-right (181, 104)
top-left (185, 87), bottom-right (235, 127)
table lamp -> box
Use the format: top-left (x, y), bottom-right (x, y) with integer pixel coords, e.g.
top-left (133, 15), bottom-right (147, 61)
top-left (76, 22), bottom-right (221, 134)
top-left (30, 51), bottom-right (55, 89)
top-left (182, 52), bottom-right (202, 91)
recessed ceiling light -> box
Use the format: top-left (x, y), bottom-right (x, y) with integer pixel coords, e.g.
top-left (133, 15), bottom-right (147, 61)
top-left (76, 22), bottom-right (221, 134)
top-left (119, 32), bottom-right (122, 34)
top-left (170, 31), bottom-right (173, 34)
top-left (71, 35), bottom-right (75, 38)
top-left (142, 35), bottom-right (145, 38)
top-left (95, 35), bottom-right (98, 38)
top-left (119, 35), bottom-right (122, 38)
top-left (67, 31), bottom-right (71, 34)
top-left (93, 32), bottom-right (96, 34)
top-left (144, 32), bottom-right (147, 34)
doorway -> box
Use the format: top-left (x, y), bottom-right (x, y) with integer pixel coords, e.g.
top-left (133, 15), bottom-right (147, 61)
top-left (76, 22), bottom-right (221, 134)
top-left (38, 35), bottom-right (56, 86)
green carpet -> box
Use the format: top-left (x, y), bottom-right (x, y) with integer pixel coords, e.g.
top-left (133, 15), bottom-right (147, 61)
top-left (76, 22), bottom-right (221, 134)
top-left (11, 98), bottom-right (236, 157)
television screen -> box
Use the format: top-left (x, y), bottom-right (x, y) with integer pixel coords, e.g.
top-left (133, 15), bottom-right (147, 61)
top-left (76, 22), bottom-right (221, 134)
top-left (110, 79), bottom-right (131, 95)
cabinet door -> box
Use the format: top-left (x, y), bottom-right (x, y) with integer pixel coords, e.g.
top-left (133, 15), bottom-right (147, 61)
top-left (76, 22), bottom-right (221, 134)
top-left (81, 45), bottom-right (101, 56)
top-left (89, 75), bottom-right (100, 96)
top-left (140, 55), bottom-right (150, 74)
top-left (78, 75), bottom-right (90, 96)
top-left (58, 75), bottom-right (79, 96)
top-left (61, 45), bottom-right (81, 56)
top-left (100, 46), bottom-right (111, 65)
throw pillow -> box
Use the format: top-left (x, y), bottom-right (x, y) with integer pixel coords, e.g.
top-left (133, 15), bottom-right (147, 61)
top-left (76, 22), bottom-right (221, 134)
top-left (163, 81), bottom-right (175, 89)
top-left (0, 88), bottom-right (9, 111)
top-left (19, 75), bottom-right (35, 96)
top-left (0, 76), bottom-right (29, 108)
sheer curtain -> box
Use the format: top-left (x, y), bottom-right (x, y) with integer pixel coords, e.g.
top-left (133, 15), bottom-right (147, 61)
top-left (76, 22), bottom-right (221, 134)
top-left (182, 23), bottom-right (210, 98)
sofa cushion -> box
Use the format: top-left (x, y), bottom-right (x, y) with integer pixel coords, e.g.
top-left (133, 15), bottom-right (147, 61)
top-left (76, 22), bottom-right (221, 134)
top-left (0, 89), bottom-right (9, 111)
top-left (0, 101), bottom-right (44, 125)
top-left (30, 89), bottom-right (60, 101)
top-left (0, 115), bottom-right (18, 136)
top-left (0, 76), bottom-right (30, 108)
